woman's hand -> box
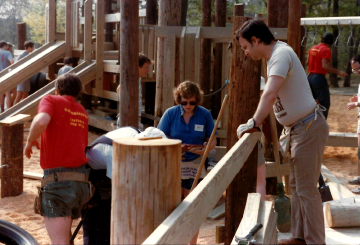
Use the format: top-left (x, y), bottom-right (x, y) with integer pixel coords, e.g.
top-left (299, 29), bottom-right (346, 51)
top-left (181, 144), bottom-right (191, 154)
top-left (192, 142), bottom-right (207, 155)
top-left (347, 102), bottom-right (357, 110)
top-left (350, 95), bottom-right (358, 103)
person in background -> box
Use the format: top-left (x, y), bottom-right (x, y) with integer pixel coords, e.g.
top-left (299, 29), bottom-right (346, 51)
top-left (307, 32), bottom-right (347, 119)
top-left (14, 41), bottom-right (35, 104)
top-left (157, 81), bottom-right (217, 245)
top-left (0, 41), bottom-right (14, 112)
top-left (58, 57), bottom-right (74, 77)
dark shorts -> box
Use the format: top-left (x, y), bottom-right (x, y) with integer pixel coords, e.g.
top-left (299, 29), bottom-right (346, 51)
top-left (181, 178), bottom-right (203, 190)
top-left (308, 74), bottom-right (330, 119)
top-left (41, 165), bottom-right (91, 219)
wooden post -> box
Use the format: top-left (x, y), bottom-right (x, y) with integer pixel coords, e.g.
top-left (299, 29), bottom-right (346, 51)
top-left (16, 23), bottom-right (26, 50)
top-left (265, 0), bottom-right (289, 195)
top-left (146, 0), bottom-right (157, 25)
top-left (154, 0), bottom-right (181, 126)
top-left (105, 0), bottom-right (113, 43)
top-left (300, 4), bottom-right (307, 67)
top-left (118, 0), bottom-right (139, 128)
top-left (288, 0), bottom-right (301, 58)
top-left (48, 0), bottom-right (56, 42)
top-left (233, 4), bottom-right (244, 17)
top-left (200, 0), bottom-right (211, 109)
top-left (111, 138), bottom-right (182, 244)
top-left (212, 0), bottom-right (227, 118)
top-left (0, 114), bottom-right (30, 198)
top-left (224, 10), bottom-right (261, 245)
top-left (65, 0), bottom-right (72, 57)
top-left (84, 0), bottom-right (92, 61)
top-left (96, 0), bottom-right (105, 97)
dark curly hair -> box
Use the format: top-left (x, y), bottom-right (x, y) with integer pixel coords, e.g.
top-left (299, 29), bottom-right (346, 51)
top-left (173, 81), bottom-right (203, 106)
top-left (55, 73), bottom-right (82, 98)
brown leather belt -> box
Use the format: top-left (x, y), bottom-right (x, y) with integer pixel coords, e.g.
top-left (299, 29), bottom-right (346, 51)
top-left (41, 172), bottom-right (89, 187)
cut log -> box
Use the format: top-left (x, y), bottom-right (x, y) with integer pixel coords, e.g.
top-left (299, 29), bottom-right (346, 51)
top-left (207, 203), bottom-right (225, 220)
top-left (325, 203), bottom-right (360, 228)
top-left (216, 224), bottom-right (225, 243)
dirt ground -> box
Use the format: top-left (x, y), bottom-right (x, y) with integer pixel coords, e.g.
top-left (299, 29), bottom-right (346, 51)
top-left (0, 94), bottom-right (358, 244)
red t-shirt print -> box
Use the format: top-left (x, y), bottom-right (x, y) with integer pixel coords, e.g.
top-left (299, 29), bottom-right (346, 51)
top-left (38, 95), bottom-right (89, 169)
top-left (307, 43), bottom-right (332, 75)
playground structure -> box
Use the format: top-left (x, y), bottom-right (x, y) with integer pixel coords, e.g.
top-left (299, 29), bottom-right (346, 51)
top-left (0, 0), bottom-right (359, 244)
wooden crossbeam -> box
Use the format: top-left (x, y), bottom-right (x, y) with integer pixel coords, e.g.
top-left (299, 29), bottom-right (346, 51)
top-left (0, 114), bottom-right (30, 127)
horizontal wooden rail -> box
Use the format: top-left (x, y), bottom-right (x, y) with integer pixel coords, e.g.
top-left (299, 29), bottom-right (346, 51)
top-left (143, 132), bottom-right (261, 244)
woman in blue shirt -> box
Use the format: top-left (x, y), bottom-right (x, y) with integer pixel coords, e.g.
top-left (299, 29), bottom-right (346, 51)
top-left (158, 80), bottom-right (217, 244)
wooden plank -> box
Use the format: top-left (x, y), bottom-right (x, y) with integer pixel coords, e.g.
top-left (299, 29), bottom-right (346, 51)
top-left (0, 62), bottom-right (96, 121)
top-left (207, 203), bottom-right (225, 220)
top-left (194, 27), bottom-right (201, 84)
top-left (0, 114), bottom-right (30, 126)
top-left (216, 225), bottom-right (225, 243)
top-left (88, 113), bottom-right (116, 132)
top-left (184, 27), bottom-right (196, 82)
top-left (255, 201), bottom-right (277, 245)
top-left (143, 132), bottom-right (261, 244)
top-left (143, 27), bottom-right (149, 56)
top-left (84, 0), bottom-right (92, 61)
top-left (23, 171), bottom-right (42, 180)
top-left (96, 0), bottom-right (104, 97)
top-left (91, 88), bottom-right (118, 101)
top-left (162, 34), bottom-right (176, 111)
top-left (104, 61), bottom-right (121, 73)
top-left (265, 162), bottom-right (290, 178)
top-left (65, 0), bottom-right (72, 56)
top-left (321, 165), bottom-right (355, 200)
top-left (230, 193), bottom-right (261, 244)
top-left (179, 27), bottom-right (186, 83)
top-left (48, 0), bottom-right (56, 41)
top-left (147, 27), bottom-right (155, 78)
top-left (220, 43), bottom-right (230, 146)
top-left (75, 1), bottom-right (80, 47)
top-left (0, 42), bottom-right (66, 95)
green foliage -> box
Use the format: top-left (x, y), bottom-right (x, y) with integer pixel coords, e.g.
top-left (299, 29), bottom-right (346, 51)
top-left (23, 0), bottom-right (46, 46)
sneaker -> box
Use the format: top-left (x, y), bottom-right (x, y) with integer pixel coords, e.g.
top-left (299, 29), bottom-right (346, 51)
top-left (351, 187), bottom-right (360, 194)
top-left (348, 177), bottom-right (360, 185)
top-left (278, 238), bottom-right (307, 245)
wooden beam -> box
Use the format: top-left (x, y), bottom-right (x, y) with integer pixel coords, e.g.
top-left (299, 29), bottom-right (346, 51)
top-left (143, 132), bottom-right (261, 244)
top-left (216, 225), bottom-right (225, 243)
top-left (65, 0), bottom-right (72, 56)
top-left (23, 171), bottom-right (42, 180)
top-left (287, 0), bottom-right (301, 57)
top-left (88, 113), bottom-right (116, 132)
top-left (105, 0), bottom-right (114, 43)
top-left (266, 162), bottom-right (290, 178)
top-left (0, 42), bottom-right (66, 95)
top-left (48, 0), bottom-right (56, 42)
top-left (321, 165), bottom-right (355, 200)
top-left (146, 0), bottom-right (157, 25)
top-left (225, 14), bottom-right (261, 244)
top-left (207, 203), bottom-right (225, 220)
top-left (326, 132), bottom-right (357, 147)
top-left (84, 0), bottom-right (93, 61)
top-left (17, 23), bottom-right (26, 50)
top-left (162, 34), bottom-right (176, 111)
top-left (0, 114), bottom-right (30, 126)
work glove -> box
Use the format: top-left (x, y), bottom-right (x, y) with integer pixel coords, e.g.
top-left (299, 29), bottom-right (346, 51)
top-left (237, 118), bottom-right (261, 139)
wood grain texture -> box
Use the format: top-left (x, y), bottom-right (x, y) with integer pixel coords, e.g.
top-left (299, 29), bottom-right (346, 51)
top-left (325, 203), bottom-right (360, 228)
top-left (111, 138), bottom-right (181, 244)
top-left (287, 0), bottom-right (301, 57)
top-left (143, 132), bottom-right (261, 245)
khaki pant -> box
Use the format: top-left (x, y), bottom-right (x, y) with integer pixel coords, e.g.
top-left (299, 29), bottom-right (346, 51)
top-left (288, 114), bottom-right (328, 244)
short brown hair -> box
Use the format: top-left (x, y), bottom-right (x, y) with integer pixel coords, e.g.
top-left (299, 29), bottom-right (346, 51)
top-left (64, 57), bottom-right (74, 65)
top-left (235, 20), bottom-right (275, 45)
top-left (55, 73), bottom-right (82, 98)
top-left (173, 81), bottom-right (203, 106)
top-left (24, 41), bottom-right (34, 49)
top-left (139, 53), bottom-right (151, 67)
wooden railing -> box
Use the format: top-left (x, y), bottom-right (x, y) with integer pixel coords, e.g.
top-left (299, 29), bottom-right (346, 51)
top-left (143, 132), bottom-right (261, 244)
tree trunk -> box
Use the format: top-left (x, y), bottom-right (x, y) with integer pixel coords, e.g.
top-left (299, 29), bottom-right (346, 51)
top-left (119, 0), bottom-right (139, 128)
top-left (146, 0), bottom-right (157, 25)
top-left (287, 0), bottom-right (301, 58)
top-left (200, 0), bottom-right (211, 109)
top-left (16, 23), bottom-right (26, 50)
top-left (224, 12), bottom-right (261, 245)
top-left (330, 0), bottom-right (339, 88)
top-left (212, 0), bottom-right (226, 118)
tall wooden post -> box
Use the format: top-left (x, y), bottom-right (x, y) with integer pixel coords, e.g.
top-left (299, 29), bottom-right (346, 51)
top-left (212, 0), bottom-right (227, 118)
top-left (146, 0), bottom-right (157, 25)
top-left (118, 0), bottom-right (139, 128)
top-left (96, 0), bottom-right (105, 97)
top-left (0, 115), bottom-right (30, 198)
top-left (105, 0), bottom-right (113, 43)
top-left (300, 4), bottom-right (307, 67)
top-left (47, 0), bottom-right (56, 80)
top-left (111, 138), bottom-right (182, 244)
top-left (16, 23), bottom-right (26, 50)
top-left (224, 9), bottom-right (261, 244)
top-left (288, 0), bottom-right (301, 58)
top-left (264, 0), bottom-right (289, 195)
top-left (65, 0), bottom-right (72, 57)
top-left (154, 0), bottom-right (181, 125)
top-left (200, 0), bottom-right (211, 109)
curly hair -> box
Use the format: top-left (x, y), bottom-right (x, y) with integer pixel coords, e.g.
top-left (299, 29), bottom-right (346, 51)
top-left (173, 81), bottom-right (203, 106)
top-left (55, 73), bottom-right (82, 98)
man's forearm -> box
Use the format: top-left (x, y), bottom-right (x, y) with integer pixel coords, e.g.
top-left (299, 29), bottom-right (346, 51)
top-left (324, 65), bottom-right (342, 75)
top-left (27, 116), bottom-right (49, 143)
top-left (253, 93), bottom-right (277, 127)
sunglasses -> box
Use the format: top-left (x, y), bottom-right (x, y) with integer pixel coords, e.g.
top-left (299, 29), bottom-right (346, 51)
top-left (180, 101), bottom-right (196, 106)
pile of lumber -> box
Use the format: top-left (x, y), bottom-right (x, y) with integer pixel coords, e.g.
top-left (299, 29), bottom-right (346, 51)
top-left (324, 197), bottom-right (360, 228)
top-left (231, 193), bottom-right (277, 244)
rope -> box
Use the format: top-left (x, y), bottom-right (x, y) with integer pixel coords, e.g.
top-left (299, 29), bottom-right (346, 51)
top-left (203, 79), bottom-right (230, 97)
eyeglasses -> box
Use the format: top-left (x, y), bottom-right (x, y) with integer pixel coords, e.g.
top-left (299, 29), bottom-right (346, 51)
top-left (352, 68), bottom-right (360, 74)
top-left (180, 101), bottom-right (196, 106)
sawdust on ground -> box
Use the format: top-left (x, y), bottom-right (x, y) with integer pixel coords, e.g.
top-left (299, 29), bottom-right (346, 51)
top-left (0, 95), bottom-right (357, 244)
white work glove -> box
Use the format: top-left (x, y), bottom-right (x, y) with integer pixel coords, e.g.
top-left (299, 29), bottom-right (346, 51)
top-left (237, 118), bottom-right (261, 139)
